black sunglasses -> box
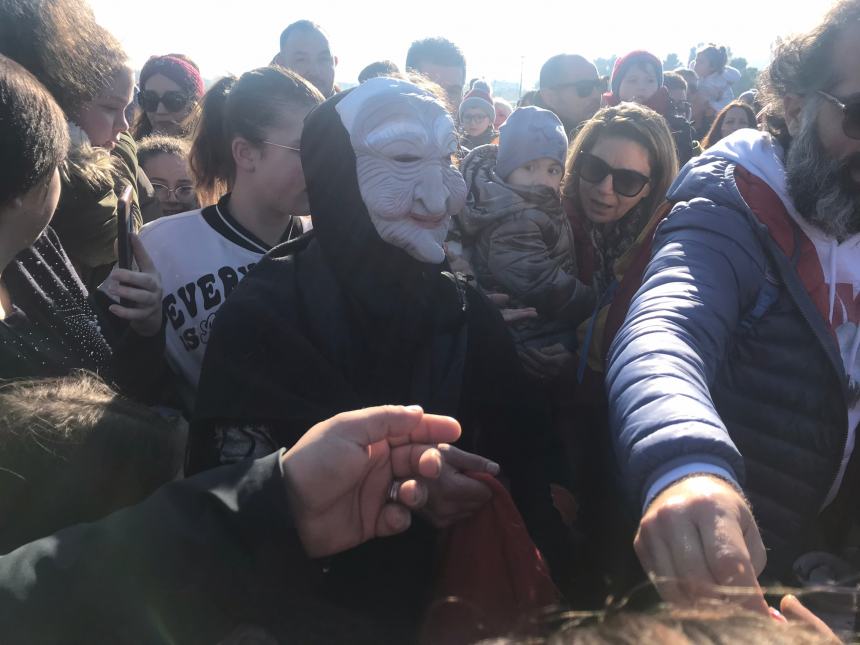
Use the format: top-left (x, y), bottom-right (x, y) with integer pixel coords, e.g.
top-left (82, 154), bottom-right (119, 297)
top-left (578, 152), bottom-right (650, 197)
top-left (553, 78), bottom-right (607, 98)
top-left (137, 89), bottom-right (191, 113)
top-left (818, 91), bottom-right (860, 140)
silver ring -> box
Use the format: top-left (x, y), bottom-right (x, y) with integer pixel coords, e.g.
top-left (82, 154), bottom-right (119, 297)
top-left (387, 481), bottom-right (400, 503)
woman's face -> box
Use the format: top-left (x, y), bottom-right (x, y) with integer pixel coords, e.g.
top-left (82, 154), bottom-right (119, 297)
top-left (720, 106), bottom-right (753, 139)
top-left (142, 73), bottom-right (196, 136)
top-left (1, 169), bottom-right (62, 262)
top-left (462, 108), bottom-right (491, 137)
top-left (142, 152), bottom-right (199, 217)
top-left (242, 106), bottom-right (313, 217)
top-left (578, 135), bottom-right (652, 225)
top-left (75, 66), bottom-right (135, 150)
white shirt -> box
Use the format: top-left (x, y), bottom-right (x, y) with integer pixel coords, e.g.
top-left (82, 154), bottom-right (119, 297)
top-left (140, 201), bottom-right (299, 405)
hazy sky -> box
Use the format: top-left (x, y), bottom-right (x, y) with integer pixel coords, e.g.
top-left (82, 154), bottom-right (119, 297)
top-left (92, 0), bottom-right (831, 91)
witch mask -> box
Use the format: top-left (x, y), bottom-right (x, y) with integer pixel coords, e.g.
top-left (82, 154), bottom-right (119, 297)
top-left (336, 78), bottom-right (467, 264)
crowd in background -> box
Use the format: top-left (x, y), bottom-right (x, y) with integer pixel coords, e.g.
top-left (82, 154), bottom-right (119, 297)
top-left (0, 0), bottom-right (859, 643)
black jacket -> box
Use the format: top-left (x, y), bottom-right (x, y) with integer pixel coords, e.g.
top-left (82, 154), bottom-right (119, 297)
top-left (191, 89), bottom-right (568, 638)
top-left (0, 227), bottom-right (165, 402)
top-left (0, 452), bottom-right (381, 644)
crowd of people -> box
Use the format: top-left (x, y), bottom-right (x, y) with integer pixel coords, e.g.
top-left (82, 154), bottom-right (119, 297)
top-left (0, 0), bottom-right (859, 642)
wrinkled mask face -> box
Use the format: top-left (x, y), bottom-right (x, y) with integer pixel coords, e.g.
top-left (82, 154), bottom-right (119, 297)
top-left (336, 79), bottom-right (467, 264)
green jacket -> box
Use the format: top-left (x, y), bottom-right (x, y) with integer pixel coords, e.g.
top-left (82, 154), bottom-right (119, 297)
top-left (51, 129), bottom-right (161, 289)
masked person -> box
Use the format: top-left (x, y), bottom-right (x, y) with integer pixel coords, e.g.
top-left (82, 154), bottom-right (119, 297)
top-left (191, 77), bottom-right (569, 642)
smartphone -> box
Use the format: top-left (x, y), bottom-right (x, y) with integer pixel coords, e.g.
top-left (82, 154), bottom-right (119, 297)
top-left (116, 184), bottom-right (134, 307)
top-left (116, 184), bottom-right (134, 270)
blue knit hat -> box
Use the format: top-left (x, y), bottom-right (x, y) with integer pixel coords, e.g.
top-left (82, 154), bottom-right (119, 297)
top-left (496, 107), bottom-right (569, 181)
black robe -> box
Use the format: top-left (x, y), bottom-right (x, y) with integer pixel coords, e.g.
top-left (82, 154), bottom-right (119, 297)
top-left (191, 89), bottom-right (569, 641)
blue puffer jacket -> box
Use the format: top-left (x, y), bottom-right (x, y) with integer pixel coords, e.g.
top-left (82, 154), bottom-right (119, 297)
top-left (606, 131), bottom-right (854, 578)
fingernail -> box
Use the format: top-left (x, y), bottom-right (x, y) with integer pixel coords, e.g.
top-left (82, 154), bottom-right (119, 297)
top-left (486, 461), bottom-right (500, 475)
top-left (769, 607), bottom-right (787, 623)
top-left (393, 507), bottom-right (410, 530)
top-left (405, 405), bottom-right (423, 413)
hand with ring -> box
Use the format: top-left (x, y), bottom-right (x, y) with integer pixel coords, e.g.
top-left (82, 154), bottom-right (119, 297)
top-left (280, 405), bottom-right (462, 558)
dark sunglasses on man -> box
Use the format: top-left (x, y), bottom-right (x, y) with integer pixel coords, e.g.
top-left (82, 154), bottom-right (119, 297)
top-left (818, 91), bottom-right (860, 140)
top-left (552, 77), bottom-right (608, 98)
top-left (137, 88), bottom-right (191, 113)
top-left (578, 152), bottom-right (650, 197)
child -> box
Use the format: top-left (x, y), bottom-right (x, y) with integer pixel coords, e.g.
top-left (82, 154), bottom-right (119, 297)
top-left (455, 106), bottom-right (594, 364)
top-left (603, 50), bottom-right (695, 164)
top-left (137, 135), bottom-right (199, 219)
top-left (693, 44), bottom-right (741, 115)
top-left (458, 81), bottom-right (499, 150)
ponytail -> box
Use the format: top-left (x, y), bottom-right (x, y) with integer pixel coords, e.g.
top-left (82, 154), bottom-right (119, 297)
top-left (188, 66), bottom-right (324, 207)
top-left (698, 44), bottom-right (729, 73)
top-left (188, 75), bottom-right (237, 207)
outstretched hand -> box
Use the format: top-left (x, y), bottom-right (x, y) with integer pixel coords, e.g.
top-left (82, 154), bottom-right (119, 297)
top-left (280, 405), bottom-right (462, 558)
top-left (634, 475), bottom-right (768, 613)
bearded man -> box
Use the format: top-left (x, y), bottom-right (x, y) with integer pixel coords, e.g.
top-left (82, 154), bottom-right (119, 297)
top-left (190, 77), bottom-right (568, 642)
top-left (606, 0), bottom-right (860, 611)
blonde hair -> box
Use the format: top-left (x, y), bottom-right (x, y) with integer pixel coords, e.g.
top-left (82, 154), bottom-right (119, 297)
top-left (562, 103), bottom-right (679, 220)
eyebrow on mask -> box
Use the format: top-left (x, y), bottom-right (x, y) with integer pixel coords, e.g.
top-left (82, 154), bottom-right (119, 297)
top-left (364, 122), bottom-right (430, 150)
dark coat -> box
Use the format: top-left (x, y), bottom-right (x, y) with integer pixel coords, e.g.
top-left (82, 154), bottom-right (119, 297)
top-left (0, 227), bottom-right (165, 402)
top-left (191, 89), bottom-right (568, 639)
top-left (51, 130), bottom-right (161, 290)
top-left (606, 151), bottom-right (856, 579)
top-left (0, 452), bottom-right (373, 644)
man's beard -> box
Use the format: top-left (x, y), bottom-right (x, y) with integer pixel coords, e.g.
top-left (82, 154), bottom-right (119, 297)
top-left (785, 100), bottom-right (860, 241)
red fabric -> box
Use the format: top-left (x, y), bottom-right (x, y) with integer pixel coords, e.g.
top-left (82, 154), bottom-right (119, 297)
top-left (461, 87), bottom-right (494, 109)
top-left (733, 166), bottom-right (835, 339)
top-left (419, 473), bottom-right (561, 645)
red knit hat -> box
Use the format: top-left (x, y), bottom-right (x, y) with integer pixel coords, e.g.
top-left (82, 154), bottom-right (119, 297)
top-left (458, 86), bottom-right (495, 123)
top-left (609, 50), bottom-right (663, 99)
top-left (139, 54), bottom-right (204, 99)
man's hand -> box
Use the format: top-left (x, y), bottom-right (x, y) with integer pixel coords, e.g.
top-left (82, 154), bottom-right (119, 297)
top-left (634, 475), bottom-right (768, 613)
top-left (419, 444), bottom-right (499, 528)
top-left (280, 405), bottom-right (462, 558)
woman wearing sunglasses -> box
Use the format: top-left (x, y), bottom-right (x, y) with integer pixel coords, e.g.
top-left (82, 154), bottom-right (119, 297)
top-left (131, 54), bottom-right (204, 139)
top-left (564, 104), bottom-right (678, 312)
top-left (137, 66), bottom-right (323, 411)
top-left (555, 104), bottom-right (678, 594)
